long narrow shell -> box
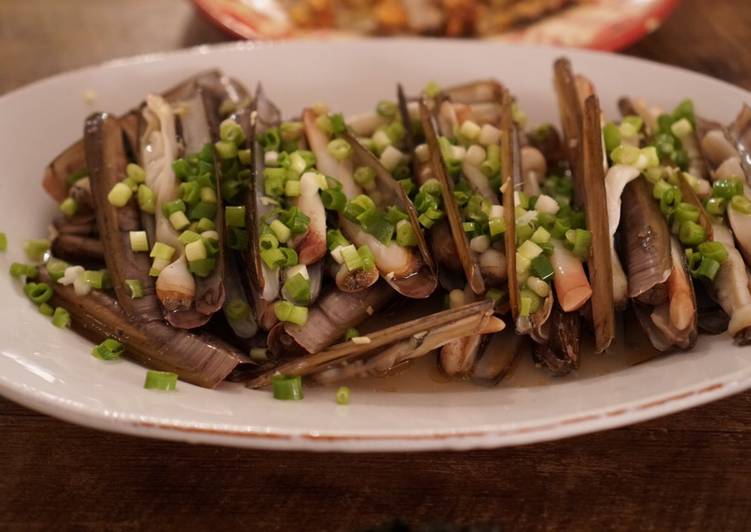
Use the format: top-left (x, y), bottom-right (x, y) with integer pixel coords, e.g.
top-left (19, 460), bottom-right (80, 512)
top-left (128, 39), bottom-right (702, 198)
top-left (581, 95), bottom-right (615, 352)
top-left (500, 86), bottom-right (519, 320)
top-left (343, 131), bottom-right (437, 298)
top-left (84, 113), bottom-right (162, 323)
top-left (249, 300), bottom-right (497, 388)
top-left (553, 57), bottom-right (585, 209)
top-left (420, 98), bottom-right (484, 294)
top-left (42, 268), bottom-right (248, 388)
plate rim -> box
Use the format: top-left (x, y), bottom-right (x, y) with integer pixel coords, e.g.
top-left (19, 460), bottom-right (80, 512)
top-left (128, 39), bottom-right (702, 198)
top-left (1, 38), bottom-right (749, 452)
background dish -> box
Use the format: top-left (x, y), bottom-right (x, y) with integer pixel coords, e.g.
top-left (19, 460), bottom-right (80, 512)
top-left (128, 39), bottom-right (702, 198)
top-left (192, 0), bottom-right (681, 50)
top-left (0, 39), bottom-right (749, 452)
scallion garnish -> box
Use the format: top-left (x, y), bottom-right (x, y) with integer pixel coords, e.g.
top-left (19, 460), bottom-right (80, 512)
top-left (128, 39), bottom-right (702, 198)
top-left (271, 374), bottom-right (303, 401)
top-left (24, 239), bottom-right (49, 262)
top-left (51, 307), bottom-right (71, 328)
top-left (91, 338), bottom-right (124, 360)
top-left (24, 282), bottom-right (53, 305)
top-left (144, 370), bottom-right (178, 391)
top-left (336, 386), bottom-right (350, 405)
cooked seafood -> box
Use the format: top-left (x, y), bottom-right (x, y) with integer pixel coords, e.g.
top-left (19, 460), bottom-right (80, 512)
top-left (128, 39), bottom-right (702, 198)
top-left (21, 65), bottom-right (750, 396)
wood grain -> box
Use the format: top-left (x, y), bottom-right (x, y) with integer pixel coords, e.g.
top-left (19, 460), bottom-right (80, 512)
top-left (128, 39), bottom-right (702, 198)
top-left (2, 0), bottom-right (751, 530)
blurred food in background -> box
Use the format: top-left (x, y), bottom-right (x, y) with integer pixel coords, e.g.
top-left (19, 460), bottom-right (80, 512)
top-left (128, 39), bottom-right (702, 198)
top-left (192, 0), bottom-right (680, 50)
top-left (282, 0), bottom-right (586, 37)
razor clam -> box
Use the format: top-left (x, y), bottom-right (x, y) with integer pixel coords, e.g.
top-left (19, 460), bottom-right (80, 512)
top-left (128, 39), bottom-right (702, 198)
top-left (697, 111), bottom-right (751, 265)
top-left (50, 234), bottom-right (104, 264)
top-left (268, 281), bottom-right (394, 356)
top-left (303, 106), bottom-right (437, 297)
top-left (343, 130), bottom-right (437, 298)
top-left (420, 96), bottom-right (484, 294)
top-left (84, 113), bottom-right (162, 322)
top-left (249, 300), bottom-right (501, 388)
top-left (580, 95), bottom-right (615, 352)
top-left (620, 177), bottom-right (672, 304)
top-left (710, 224), bottom-right (751, 344)
top-left (40, 268), bottom-right (249, 388)
top-left (242, 91), bottom-right (282, 330)
top-left (43, 70), bottom-right (248, 203)
top-left (553, 58), bottom-right (585, 209)
top-left (532, 305), bottom-right (581, 376)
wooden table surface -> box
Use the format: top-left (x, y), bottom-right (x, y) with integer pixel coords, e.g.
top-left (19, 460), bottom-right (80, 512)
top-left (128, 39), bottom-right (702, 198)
top-left (2, 0), bottom-right (751, 529)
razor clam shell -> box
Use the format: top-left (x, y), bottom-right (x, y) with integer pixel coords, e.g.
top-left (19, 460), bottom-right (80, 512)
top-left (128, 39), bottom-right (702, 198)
top-left (532, 305), bottom-right (581, 376)
top-left (620, 177), bottom-right (672, 304)
top-left (727, 104), bottom-right (751, 181)
top-left (420, 97), bottom-right (484, 295)
top-left (500, 86), bottom-right (520, 320)
top-left (553, 57), bottom-right (585, 210)
top-left (343, 131), bottom-right (437, 298)
top-left (50, 234), bottom-right (104, 264)
top-left (41, 268), bottom-right (249, 388)
top-left (43, 70), bottom-right (246, 202)
top-left (581, 95), bottom-right (615, 352)
top-left (250, 299), bottom-right (495, 388)
top-left (269, 282), bottom-right (394, 357)
top-left (84, 113), bottom-right (162, 323)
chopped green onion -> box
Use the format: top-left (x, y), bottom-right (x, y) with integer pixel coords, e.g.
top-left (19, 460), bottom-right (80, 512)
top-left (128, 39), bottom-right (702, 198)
top-left (480, 144), bottom-right (500, 177)
top-left (386, 121), bottom-right (405, 144)
top-left (516, 223), bottom-right (535, 244)
top-left (91, 338), bottom-right (124, 361)
top-left (530, 254), bottom-right (554, 282)
top-left (185, 239), bottom-right (207, 262)
top-left (260, 247), bottom-right (286, 269)
top-left (531, 227), bottom-right (551, 244)
top-left (196, 217), bottom-right (215, 232)
top-left (279, 207), bottom-right (311, 235)
top-left (376, 100), bottom-right (397, 118)
top-left (272, 374), bottom-right (303, 400)
top-left (24, 239), bottom-right (49, 262)
top-left (226, 298), bottom-right (251, 321)
top-left (188, 258), bottom-right (216, 277)
top-left (672, 202), bottom-right (700, 223)
top-left (274, 301), bottom-right (308, 325)
top-left (149, 257), bottom-right (169, 277)
top-left (698, 241), bottom-right (728, 263)
top-left (691, 255), bottom-right (721, 282)
top-left (678, 220), bottom-right (706, 246)
top-left (336, 386), bottom-right (350, 405)
top-left (144, 370), bottom-right (178, 391)
top-left (519, 289), bottom-right (541, 317)
top-left (189, 201), bottom-right (217, 221)
top-left (219, 119), bottom-right (246, 145)
top-left (356, 209), bottom-right (394, 245)
top-left (38, 302), bottom-right (54, 316)
top-left (712, 179), bottom-right (744, 200)
top-left (566, 229), bottom-right (592, 260)
top-left (353, 166), bottom-right (376, 188)
top-left (214, 140), bottom-right (238, 160)
top-left (238, 148), bottom-right (252, 165)
top-left (137, 185), bottom-right (156, 214)
top-left (225, 206), bottom-right (246, 228)
top-left (395, 220), bottom-right (417, 246)
top-left (107, 182), bottom-right (132, 207)
top-left (321, 188), bottom-right (347, 211)
top-left (330, 113), bottom-right (346, 135)
top-left (327, 139), bottom-right (352, 161)
top-left (730, 195), bottom-right (751, 214)
top-left (327, 229), bottom-right (350, 251)
top-left (341, 245), bottom-right (363, 271)
top-left (357, 245), bottom-right (375, 270)
top-left (283, 273), bottom-right (311, 305)
top-left (83, 270), bottom-right (104, 290)
top-left (270, 220), bottom-right (292, 244)
top-left (150, 242), bottom-right (176, 261)
top-left (705, 196), bottom-right (726, 216)
top-left (125, 279), bottom-right (144, 299)
top-left (488, 218), bottom-right (506, 237)
top-left (46, 258), bottom-right (69, 281)
top-left (59, 197), bottom-right (77, 217)
top-left (344, 327), bottom-right (359, 341)
top-left (179, 181), bottom-right (201, 205)
top-left (280, 247), bottom-right (298, 267)
top-left (610, 144), bottom-right (640, 166)
top-left (168, 211), bottom-right (190, 231)
top-left (51, 307), bottom-right (71, 328)
top-left (161, 199), bottom-right (186, 217)
top-left (200, 186), bottom-right (217, 204)
top-left (284, 180), bottom-right (301, 197)
top-left (10, 262), bottom-right (37, 279)
top-left (249, 347), bottom-right (268, 362)
top-left (126, 163), bottom-right (146, 183)
top-left (129, 230), bottom-right (149, 252)
top-left (0, 232), bottom-right (6, 252)
top-left (24, 282), bottom-right (52, 304)
top-left (179, 230), bottom-right (201, 245)
top-left (260, 232), bottom-right (279, 250)
top-left (603, 123), bottom-right (621, 155)
top-left (398, 178), bottom-right (415, 196)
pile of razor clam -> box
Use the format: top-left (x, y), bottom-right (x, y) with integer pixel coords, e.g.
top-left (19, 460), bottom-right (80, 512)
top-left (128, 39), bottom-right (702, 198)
top-left (22, 57), bottom-right (751, 396)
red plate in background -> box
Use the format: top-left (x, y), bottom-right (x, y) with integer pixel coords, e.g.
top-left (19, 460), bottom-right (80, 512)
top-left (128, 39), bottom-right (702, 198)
top-left (192, 0), bottom-right (681, 51)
